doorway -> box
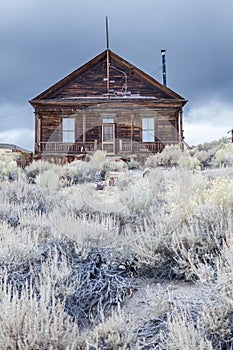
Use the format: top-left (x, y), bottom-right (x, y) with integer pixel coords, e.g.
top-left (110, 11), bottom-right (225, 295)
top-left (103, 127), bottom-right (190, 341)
top-left (102, 123), bottom-right (115, 154)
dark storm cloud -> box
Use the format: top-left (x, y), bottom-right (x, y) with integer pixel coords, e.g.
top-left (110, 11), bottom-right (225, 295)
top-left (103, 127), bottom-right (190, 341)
top-left (1, 0), bottom-right (233, 148)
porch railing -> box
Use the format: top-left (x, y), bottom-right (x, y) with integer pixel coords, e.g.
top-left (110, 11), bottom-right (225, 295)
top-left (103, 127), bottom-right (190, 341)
top-left (39, 142), bottom-right (96, 153)
top-left (37, 140), bottom-right (180, 154)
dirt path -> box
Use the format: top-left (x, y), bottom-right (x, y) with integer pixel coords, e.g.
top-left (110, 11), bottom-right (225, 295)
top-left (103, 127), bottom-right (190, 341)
top-left (122, 277), bottom-right (204, 327)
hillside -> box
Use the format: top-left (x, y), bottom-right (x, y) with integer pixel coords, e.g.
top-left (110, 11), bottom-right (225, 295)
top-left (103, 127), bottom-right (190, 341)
top-left (0, 144), bottom-right (233, 349)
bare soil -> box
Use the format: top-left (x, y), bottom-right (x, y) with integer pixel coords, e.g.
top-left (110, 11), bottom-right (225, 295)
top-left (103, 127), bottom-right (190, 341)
top-left (122, 277), bottom-right (203, 327)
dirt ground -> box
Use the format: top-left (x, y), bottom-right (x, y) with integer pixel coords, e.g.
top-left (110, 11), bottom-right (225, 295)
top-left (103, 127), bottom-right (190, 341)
top-left (122, 277), bottom-right (204, 327)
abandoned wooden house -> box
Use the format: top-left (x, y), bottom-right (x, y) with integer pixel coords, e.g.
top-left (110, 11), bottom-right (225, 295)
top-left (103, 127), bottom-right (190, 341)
top-left (0, 143), bottom-right (33, 167)
top-left (29, 49), bottom-right (187, 164)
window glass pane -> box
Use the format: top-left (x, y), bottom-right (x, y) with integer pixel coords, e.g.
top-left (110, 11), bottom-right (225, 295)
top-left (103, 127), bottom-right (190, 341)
top-left (63, 131), bottom-right (69, 143)
top-left (148, 118), bottom-right (154, 129)
top-left (142, 118), bottom-right (147, 129)
top-left (103, 125), bottom-right (113, 142)
top-left (142, 118), bottom-right (154, 142)
top-left (63, 118), bottom-right (75, 131)
top-left (143, 131), bottom-right (153, 142)
top-left (62, 118), bottom-right (69, 131)
top-left (63, 131), bottom-right (75, 143)
top-left (69, 118), bottom-right (75, 130)
top-left (62, 118), bottom-right (75, 142)
top-left (103, 118), bottom-right (114, 123)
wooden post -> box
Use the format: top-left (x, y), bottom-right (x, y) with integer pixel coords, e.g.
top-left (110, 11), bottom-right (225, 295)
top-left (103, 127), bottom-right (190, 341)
top-left (106, 17), bottom-right (110, 97)
top-left (131, 114), bottom-right (134, 152)
top-left (106, 50), bottom-right (110, 96)
top-left (37, 114), bottom-right (41, 153)
top-left (83, 112), bottom-right (86, 144)
top-left (34, 113), bottom-right (38, 153)
top-left (94, 139), bottom-right (98, 151)
top-left (119, 139), bottom-right (122, 152)
top-left (179, 110), bottom-right (184, 151)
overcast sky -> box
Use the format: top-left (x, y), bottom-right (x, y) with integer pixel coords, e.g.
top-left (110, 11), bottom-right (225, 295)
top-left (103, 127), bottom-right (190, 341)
top-left (1, 0), bottom-right (233, 150)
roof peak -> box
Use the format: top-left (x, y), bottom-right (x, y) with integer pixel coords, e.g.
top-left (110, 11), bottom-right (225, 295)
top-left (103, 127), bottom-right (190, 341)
top-left (30, 49), bottom-right (186, 103)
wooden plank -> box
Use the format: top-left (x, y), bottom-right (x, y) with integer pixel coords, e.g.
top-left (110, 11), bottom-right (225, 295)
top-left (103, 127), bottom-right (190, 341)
top-left (83, 112), bottom-right (86, 144)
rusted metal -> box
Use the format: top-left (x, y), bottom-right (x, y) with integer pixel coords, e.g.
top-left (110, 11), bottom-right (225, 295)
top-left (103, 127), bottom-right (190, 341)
top-left (161, 49), bottom-right (167, 86)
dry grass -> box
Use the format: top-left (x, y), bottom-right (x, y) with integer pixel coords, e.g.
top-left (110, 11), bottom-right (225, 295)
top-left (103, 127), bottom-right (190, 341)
top-left (0, 159), bottom-right (233, 348)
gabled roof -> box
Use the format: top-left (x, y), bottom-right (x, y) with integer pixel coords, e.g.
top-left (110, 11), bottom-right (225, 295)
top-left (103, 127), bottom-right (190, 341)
top-left (30, 49), bottom-right (186, 103)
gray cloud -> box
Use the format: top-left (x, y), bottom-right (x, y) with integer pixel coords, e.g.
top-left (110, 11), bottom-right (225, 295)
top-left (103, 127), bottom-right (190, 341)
top-left (1, 0), bottom-right (233, 149)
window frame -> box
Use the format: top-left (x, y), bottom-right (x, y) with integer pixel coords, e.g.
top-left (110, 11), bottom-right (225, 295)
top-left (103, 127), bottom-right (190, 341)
top-left (102, 122), bottom-right (115, 155)
top-left (62, 117), bottom-right (75, 143)
top-left (142, 117), bottom-right (155, 143)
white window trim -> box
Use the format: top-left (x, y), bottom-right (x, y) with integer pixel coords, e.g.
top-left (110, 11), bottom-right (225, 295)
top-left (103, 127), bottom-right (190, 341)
top-left (62, 118), bottom-right (75, 143)
top-left (142, 117), bottom-right (155, 142)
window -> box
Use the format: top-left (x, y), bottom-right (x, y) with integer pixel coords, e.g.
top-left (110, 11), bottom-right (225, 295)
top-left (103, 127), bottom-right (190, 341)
top-left (142, 118), bottom-right (154, 142)
top-left (102, 118), bottom-right (114, 123)
top-left (103, 125), bottom-right (114, 142)
top-left (62, 118), bottom-right (75, 143)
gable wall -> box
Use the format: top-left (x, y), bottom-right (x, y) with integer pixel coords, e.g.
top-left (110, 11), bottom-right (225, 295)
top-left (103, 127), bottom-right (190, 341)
top-left (51, 57), bottom-right (173, 100)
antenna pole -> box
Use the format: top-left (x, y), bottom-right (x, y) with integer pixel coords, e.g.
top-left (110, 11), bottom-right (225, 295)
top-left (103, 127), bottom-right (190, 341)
top-left (106, 16), bottom-right (110, 96)
top-left (106, 16), bottom-right (109, 50)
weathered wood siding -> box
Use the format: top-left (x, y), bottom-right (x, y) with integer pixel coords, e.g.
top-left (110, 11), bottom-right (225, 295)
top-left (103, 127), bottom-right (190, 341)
top-left (41, 115), bottom-right (61, 142)
top-left (52, 55), bottom-right (173, 100)
top-left (155, 111), bottom-right (179, 143)
top-left (38, 105), bottom-right (179, 152)
top-left (85, 111), bottom-right (101, 143)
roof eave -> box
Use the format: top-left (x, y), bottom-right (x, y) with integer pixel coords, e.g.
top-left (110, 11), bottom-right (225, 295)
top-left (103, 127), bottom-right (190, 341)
top-left (30, 97), bottom-right (187, 109)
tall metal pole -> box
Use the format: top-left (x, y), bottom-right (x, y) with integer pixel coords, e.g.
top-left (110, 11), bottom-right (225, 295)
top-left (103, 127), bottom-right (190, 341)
top-left (106, 16), bottom-right (110, 96)
top-left (106, 16), bottom-right (109, 50)
top-left (161, 49), bottom-right (167, 86)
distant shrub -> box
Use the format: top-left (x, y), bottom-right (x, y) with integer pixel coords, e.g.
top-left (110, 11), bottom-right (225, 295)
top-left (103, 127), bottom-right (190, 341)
top-left (203, 177), bottom-right (233, 211)
top-left (145, 144), bottom-right (201, 170)
top-left (129, 177), bottom-right (151, 213)
top-left (190, 137), bottom-right (233, 169)
top-left (214, 143), bottom-right (233, 167)
top-left (103, 159), bottom-right (128, 172)
top-left (194, 136), bottom-right (230, 152)
top-left (0, 153), bottom-right (20, 181)
top-left (24, 160), bottom-right (60, 183)
top-left (145, 144), bottom-right (183, 168)
top-left (0, 180), bottom-right (53, 214)
top-left (127, 159), bottom-right (140, 170)
top-left (35, 169), bottom-right (60, 190)
top-left (192, 150), bottom-right (213, 168)
top-left (178, 154), bottom-right (200, 170)
top-left (0, 204), bottom-right (19, 227)
top-left (61, 160), bottom-right (96, 184)
top-left (89, 150), bottom-right (107, 169)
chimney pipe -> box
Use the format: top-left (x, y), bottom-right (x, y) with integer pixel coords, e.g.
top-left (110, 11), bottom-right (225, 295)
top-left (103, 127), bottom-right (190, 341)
top-left (161, 49), bottom-right (167, 86)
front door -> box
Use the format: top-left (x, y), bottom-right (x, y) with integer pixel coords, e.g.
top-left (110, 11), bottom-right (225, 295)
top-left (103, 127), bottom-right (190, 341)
top-left (102, 123), bottom-right (115, 154)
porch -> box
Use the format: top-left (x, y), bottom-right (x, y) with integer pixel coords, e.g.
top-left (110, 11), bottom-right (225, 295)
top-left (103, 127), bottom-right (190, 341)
top-left (37, 140), bottom-right (180, 155)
